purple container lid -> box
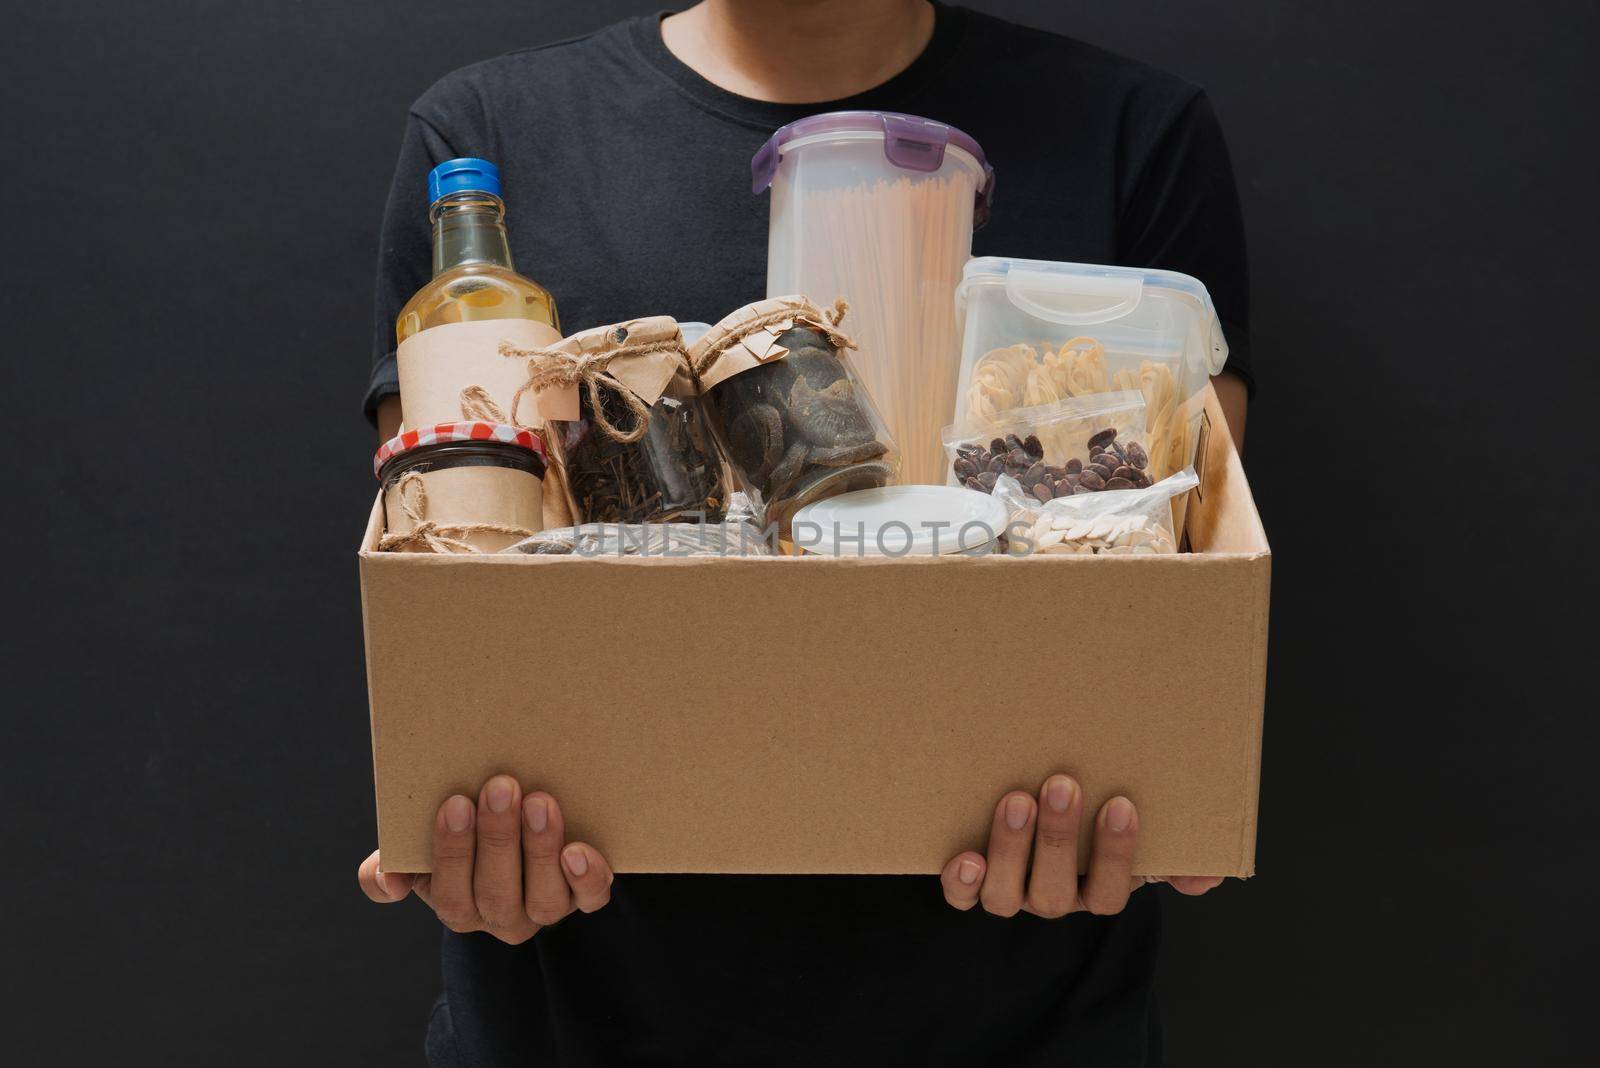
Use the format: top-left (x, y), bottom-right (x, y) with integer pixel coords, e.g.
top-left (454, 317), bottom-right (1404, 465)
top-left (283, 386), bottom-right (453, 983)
top-left (751, 111), bottom-right (996, 229)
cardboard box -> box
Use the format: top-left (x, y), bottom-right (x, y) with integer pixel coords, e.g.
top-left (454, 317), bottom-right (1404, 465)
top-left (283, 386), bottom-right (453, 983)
top-left (360, 385), bottom-right (1269, 875)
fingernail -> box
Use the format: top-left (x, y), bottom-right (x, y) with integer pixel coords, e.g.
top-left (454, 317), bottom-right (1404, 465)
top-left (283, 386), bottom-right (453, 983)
top-left (486, 778), bottom-right (514, 814)
top-left (1106, 797), bottom-right (1135, 834)
top-left (444, 795), bottom-right (474, 833)
top-left (563, 845), bottom-right (589, 877)
top-left (1046, 777), bottom-right (1076, 813)
top-left (377, 870), bottom-right (408, 898)
top-left (1005, 794), bottom-right (1032, 830)
top-left (958, 859), bottom-right (981, 885)
top-left (524, 796), bottom-right (548, 833)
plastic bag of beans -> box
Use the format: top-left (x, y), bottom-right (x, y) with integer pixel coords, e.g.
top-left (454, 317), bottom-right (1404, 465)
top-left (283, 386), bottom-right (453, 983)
top-left (941, 390), bottom-right (1148, 502)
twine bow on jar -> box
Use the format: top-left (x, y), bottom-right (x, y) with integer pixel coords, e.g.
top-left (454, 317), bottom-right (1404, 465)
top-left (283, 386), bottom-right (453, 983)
top-left (376, 471), bottom-right (534, 554)
top-left (498, 334), bottom-right (689, 443)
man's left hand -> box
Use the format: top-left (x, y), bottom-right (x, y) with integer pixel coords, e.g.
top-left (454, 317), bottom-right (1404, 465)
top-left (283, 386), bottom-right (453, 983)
top-left (940, 774), bottom-right (1223, 917)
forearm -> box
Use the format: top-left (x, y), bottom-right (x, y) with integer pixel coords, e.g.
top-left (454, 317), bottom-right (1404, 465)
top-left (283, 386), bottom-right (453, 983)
top-left (1211, 370), bottom-right (1248, 456)
top-left (377, 395), bottom-right (403, 442)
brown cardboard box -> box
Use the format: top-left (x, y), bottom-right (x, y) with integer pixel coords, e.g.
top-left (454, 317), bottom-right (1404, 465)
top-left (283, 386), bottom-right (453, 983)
top-left (359, 385), bottom-right (1269, 875)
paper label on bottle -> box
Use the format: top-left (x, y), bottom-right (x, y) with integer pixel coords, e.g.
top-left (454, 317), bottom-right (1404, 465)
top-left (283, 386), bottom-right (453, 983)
top-left (396, 318), bottom-right (564, 429)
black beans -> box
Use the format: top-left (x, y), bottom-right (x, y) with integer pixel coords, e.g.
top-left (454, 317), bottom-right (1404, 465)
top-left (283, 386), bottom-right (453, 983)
top-left (952, 424), bottom-right (1150, 500)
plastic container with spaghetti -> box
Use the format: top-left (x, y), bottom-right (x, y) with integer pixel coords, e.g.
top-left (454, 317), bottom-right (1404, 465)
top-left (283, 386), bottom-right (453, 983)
top-left (374, 422), bottom-right (547, 554)
top-left (754, 111), bottom-right (995, 486)
top-left (952, 258), bottom-right (1229, 484)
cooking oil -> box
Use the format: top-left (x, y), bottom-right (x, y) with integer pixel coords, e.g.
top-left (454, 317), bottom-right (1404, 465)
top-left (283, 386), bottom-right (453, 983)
top-left (396, 158), bottom-right (558, 345)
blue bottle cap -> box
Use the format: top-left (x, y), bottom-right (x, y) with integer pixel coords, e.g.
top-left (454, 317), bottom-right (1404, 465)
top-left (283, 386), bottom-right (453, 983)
top-left (428, 158), bottom-right (501, 202)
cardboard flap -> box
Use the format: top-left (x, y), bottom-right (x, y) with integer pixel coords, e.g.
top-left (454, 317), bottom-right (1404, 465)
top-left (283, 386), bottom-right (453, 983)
top-left (1187, 383), bottom-right (1268, 555)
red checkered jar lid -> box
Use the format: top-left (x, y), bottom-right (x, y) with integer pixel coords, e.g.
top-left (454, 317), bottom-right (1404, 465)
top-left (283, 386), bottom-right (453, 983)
top-left (373, 422), bottom-right (545, 479)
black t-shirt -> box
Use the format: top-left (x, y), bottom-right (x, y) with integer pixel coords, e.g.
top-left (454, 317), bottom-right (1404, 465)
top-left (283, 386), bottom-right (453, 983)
top-left (368, 7), bottom-right (1250, 1065)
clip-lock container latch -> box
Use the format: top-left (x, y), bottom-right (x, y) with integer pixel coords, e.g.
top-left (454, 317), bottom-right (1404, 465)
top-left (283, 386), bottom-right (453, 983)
top-left (880, 113), bottom-right (949, 173)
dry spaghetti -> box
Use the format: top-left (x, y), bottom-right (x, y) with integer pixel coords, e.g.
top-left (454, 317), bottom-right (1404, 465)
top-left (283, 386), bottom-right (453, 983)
top-left (790, 175), bottom-right (972, 485)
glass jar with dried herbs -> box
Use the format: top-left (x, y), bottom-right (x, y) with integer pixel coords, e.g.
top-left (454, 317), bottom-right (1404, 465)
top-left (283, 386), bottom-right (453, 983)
top-left (505, 316), bottom-right (727, 524)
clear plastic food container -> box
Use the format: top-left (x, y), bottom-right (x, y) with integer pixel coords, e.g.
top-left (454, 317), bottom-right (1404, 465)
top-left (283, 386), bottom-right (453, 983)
top-left (754, 111), bottom-right (995, 486)
top-left (952, 257), bottom-right (1229, 484)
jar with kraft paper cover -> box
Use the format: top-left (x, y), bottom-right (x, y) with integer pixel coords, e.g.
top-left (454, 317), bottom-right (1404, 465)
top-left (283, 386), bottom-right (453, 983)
top-left (374, 422), bottom-right (547, 553)
top-left (504, 317), bottom-right (726, 524)
top-left (690, 296), bottom-right (898, 536)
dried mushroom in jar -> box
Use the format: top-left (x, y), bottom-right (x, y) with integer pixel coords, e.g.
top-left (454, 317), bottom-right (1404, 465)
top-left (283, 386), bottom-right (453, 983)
top-left (714, 327), bottom-right (889, 499)
top-left (692, 297), bottom-right (899, 533)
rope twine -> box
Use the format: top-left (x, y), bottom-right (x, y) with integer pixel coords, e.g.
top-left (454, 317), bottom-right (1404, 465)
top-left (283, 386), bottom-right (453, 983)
top-left (376, 471), bottom-right (534, 554)
top-left (458, 384), bottom-right (508, 423)
top-left (690, 297), bottom-right (856, 381)
top-left (496, 337), bottom-right (688, 444)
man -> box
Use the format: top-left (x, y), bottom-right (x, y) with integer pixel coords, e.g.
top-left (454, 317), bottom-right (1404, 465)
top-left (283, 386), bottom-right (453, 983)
top-left (358, 2), bottom-right (1252, 1063)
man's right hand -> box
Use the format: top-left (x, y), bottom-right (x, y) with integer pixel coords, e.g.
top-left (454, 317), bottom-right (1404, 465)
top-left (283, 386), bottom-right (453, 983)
top-left (357, 776), bottom-right (614, 944)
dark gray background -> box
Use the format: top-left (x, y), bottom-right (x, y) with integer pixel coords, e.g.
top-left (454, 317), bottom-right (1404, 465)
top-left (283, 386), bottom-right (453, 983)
top-left (4, 1), bottom-right (1596, 1063)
